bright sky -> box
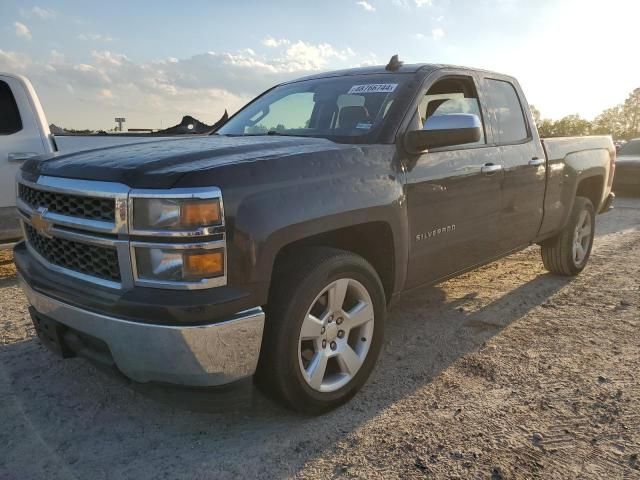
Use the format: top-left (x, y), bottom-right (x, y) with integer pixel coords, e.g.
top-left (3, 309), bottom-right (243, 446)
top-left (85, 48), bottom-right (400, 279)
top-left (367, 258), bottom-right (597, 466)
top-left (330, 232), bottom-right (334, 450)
top-left (1, 0), bottom-right (638, 130)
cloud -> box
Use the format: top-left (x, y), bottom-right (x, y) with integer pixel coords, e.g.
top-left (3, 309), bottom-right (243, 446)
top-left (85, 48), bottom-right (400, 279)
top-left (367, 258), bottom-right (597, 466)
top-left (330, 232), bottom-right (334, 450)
top-left (392, 0), bottom-right (432, 8)
top-left (262, 37), bottom-right (290, 48)
top-left (0, 49), bottom-right (31, 71)
top-left (356, 1), bottom-right (376, 11)
top-left (30, 6), bottom-right (56, 19)
top-left (0, 41), bottom-right (361, 129)
top-left (431, 28), bottom-right (444, 40)
top-left (14, 22), bottom-right (32, 40)
top-left (391, 0), bottom-right (410, 8)
top-left (98, 89), bottom-right (113, 98)
top-left (49, 50), bottom-right (65, 63)
top-left (358, 52), bottom-right (380, 67)
top-left (413, 29), bottom-right (444, 41)
top-left (78, 33), bottom-right (115, 42)
top-left (282, 41), bottom-right (355, 71)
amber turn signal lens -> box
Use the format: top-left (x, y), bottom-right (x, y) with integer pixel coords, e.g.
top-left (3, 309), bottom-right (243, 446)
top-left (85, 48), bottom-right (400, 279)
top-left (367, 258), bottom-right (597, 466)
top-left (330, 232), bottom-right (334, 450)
top-left (183, 250), bottom-right (224, 279)
top-left (180, 200), bottom-right (221, 227)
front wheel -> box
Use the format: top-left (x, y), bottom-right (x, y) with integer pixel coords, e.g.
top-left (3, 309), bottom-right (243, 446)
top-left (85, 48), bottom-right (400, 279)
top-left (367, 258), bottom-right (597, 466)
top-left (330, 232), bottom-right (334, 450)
top-left (541, 196), bottom-right (595, 276)
top-left (255, 247), bottom-right (386, 414)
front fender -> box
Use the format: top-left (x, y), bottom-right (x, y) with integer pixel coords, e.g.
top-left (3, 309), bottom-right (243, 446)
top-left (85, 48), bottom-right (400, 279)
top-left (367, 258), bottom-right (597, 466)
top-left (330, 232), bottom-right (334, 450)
top-left (237, 147), bottom-right (406, 303)
top-left (235, 158), bottom-right (407, 287)
top-left (178, 144), bottom-right (407, 307)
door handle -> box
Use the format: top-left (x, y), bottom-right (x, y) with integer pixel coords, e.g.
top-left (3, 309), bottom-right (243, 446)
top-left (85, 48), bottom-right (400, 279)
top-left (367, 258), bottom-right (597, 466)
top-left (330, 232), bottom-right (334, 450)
top-left (529, 157), bottom-right (545, 167)
top-left (8, 152), bottom-right (40, 163)
top-left (481, 163), bottom-right (503, 175)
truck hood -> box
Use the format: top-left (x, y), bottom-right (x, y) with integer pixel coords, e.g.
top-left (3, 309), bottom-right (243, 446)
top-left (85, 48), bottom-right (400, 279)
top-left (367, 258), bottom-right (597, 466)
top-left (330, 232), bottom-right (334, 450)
top-left (24, 135), bottom-right (357, 189)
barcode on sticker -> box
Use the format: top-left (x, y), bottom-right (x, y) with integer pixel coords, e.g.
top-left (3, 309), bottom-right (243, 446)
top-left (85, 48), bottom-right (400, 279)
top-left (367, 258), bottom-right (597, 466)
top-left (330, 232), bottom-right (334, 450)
top-left (348, 83), bottom-right (398, 94)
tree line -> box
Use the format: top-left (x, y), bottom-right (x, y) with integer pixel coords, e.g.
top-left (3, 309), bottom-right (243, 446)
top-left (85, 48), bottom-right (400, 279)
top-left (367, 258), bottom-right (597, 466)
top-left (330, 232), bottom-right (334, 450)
top-left (530, 87), bottom-right (640, 140)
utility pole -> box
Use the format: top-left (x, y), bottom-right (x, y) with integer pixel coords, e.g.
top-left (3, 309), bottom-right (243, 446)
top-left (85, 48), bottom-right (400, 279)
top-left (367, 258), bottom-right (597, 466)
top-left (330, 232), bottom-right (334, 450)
top-left (115, 117), bottom-right (126, 132)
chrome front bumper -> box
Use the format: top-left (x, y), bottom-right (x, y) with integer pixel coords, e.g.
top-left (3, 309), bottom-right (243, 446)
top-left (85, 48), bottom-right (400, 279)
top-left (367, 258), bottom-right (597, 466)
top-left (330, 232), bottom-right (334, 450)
top-left (19, 276), bottom-right (265, 386)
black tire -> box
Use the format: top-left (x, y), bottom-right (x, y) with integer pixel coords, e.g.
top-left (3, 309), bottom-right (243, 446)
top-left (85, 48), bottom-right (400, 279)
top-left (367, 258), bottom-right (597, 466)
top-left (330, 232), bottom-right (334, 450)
top-left (255, 247), bottom-right (386, 414)
top-left (541, 196), bottom-right (595, 276)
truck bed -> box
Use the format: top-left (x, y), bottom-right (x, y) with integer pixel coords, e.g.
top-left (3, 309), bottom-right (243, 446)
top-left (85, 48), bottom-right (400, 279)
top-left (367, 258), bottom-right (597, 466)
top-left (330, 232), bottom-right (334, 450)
top-left (542, 135), bottom-right (614, 162)
top-left (537, 135), bottom-right (615, 239)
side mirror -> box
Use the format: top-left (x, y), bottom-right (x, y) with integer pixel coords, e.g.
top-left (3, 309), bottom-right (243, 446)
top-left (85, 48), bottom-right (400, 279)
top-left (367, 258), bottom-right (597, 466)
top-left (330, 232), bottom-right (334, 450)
top-left (405, 113), bottom-right (482, 152)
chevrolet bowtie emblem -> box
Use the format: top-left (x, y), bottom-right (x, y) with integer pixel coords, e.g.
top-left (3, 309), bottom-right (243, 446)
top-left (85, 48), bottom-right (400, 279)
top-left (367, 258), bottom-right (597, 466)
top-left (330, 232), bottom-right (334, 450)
top-left (31, 208), bottom-right (53, 238)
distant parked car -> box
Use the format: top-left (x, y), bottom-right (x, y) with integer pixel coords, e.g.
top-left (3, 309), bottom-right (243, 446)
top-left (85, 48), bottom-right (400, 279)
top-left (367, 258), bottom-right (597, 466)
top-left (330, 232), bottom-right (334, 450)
top-left (614, 138), bottom-right (640, 195)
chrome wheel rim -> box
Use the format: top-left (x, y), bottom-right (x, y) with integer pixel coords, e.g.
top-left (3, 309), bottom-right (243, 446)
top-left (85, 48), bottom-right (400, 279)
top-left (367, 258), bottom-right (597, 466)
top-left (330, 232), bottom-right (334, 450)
top-left (573, 209), bottom-right (592, 265)
top-left (298, 278), bottom-right (375, 393)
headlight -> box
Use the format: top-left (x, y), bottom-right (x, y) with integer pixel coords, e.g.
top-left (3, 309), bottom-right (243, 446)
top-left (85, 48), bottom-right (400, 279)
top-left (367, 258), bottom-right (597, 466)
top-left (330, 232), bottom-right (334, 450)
top-left (132, 198), bottom-right (221, 231)
top-left (135, 247), bottom-right (225, 282)
top-left (129, 188), bottom-right (226, 289)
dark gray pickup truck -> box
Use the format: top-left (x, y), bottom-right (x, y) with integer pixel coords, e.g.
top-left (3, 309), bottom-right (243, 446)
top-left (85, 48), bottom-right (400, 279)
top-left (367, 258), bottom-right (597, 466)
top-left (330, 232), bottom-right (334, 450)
top-left (15, 60), bottom-right (615, 413)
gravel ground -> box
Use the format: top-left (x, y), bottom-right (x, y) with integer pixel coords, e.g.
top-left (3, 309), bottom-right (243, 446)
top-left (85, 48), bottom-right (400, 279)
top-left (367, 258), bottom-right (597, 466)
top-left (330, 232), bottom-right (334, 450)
top-left (1, 197), bottom-right (639, 480)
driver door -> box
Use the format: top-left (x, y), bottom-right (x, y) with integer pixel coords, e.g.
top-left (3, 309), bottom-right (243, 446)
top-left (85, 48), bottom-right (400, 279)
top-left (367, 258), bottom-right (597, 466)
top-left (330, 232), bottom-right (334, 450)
top-left (404, 73), bottom-right (504, 288)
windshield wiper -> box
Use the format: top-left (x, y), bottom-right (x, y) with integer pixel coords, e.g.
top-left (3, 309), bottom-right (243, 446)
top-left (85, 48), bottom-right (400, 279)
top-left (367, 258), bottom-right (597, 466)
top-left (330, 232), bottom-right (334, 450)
top-left (238, 131), bottom-right (304, 137)
top-left (223, 131), bottom-right (311, 138)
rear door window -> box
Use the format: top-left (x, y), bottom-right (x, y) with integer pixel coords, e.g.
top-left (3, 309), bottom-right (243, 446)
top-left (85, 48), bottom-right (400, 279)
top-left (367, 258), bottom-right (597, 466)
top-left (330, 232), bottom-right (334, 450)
top-left (486, 79), bottom-right (528, 144)
top-left (0, 80), bottom-right (22, 135)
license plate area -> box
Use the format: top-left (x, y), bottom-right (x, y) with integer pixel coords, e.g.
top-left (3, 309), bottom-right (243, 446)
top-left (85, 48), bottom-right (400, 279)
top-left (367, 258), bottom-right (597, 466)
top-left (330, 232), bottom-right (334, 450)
top-left (29, 307), bottom-right (75, 358)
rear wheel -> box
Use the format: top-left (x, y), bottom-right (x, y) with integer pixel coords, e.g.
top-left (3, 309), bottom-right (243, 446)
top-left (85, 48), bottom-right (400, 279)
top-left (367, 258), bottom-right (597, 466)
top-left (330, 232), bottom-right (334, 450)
top-left (255, 247), bottom-right (386, 414)
top-left (541, 196), bottom-right (595, 276)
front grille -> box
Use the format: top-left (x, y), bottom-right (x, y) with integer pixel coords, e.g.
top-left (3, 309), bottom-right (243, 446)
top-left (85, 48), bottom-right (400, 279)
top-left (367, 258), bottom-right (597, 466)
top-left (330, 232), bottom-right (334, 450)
top-left (25, 224), bottom-right (121, 282)
top-left (19, 184), bottom-right (115, 222)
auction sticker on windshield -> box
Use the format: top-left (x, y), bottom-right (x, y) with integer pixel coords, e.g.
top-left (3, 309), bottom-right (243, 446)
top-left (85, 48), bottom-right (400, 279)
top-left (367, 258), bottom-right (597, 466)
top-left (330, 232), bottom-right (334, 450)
top-left (348, 84), bottom-right (398, 94)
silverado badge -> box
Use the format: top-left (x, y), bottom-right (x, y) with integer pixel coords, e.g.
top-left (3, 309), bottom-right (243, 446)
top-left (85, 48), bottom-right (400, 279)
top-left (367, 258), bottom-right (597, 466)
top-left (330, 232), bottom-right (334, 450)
top-left (416, 225), bottom-right (456, 242)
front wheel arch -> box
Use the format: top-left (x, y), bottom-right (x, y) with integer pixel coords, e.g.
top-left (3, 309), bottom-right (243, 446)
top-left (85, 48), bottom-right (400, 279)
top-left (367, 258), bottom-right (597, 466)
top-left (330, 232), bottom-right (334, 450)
top-left (255, 246), bottom-right (386, 414)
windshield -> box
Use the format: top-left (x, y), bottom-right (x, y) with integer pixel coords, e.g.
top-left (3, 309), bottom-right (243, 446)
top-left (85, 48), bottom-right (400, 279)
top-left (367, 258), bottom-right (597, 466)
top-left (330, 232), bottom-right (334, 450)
top-left (217, 74), bottom-right (409, 142)
top-left (618, 140), bottom-right (640, 156)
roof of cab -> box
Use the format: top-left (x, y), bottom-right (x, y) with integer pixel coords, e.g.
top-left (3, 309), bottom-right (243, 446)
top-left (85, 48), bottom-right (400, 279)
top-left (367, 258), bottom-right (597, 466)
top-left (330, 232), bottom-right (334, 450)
top-left (283, 63), bottom-right (511, 84)
top-left (286, 64), bottom-right (434, 83)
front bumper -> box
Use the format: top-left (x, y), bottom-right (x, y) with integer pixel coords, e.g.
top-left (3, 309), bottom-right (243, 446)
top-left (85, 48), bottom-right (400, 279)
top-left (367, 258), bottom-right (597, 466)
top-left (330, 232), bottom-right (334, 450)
top-left (20, 275), bottom-right (265, 386)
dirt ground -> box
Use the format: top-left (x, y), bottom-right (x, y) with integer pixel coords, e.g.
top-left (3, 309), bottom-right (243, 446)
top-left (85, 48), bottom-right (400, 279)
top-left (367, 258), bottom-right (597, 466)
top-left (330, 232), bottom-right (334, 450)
top-left (1, 197), bottom-right (639, 480)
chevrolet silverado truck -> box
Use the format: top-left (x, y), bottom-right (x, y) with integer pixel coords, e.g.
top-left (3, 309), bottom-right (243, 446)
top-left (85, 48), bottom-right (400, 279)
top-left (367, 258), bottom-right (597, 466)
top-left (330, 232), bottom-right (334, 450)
top-left (0, 72), bottom-right (182, 247)
top-left (14, 60), bottom-right (615, 413)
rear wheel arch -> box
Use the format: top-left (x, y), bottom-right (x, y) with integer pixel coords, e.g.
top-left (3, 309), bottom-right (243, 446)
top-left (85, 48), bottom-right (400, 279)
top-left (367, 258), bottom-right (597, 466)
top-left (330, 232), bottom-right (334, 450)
top-left (541, 196), bottom-right (595, 276)
top-left (575, 174), bottom-right (605, 212)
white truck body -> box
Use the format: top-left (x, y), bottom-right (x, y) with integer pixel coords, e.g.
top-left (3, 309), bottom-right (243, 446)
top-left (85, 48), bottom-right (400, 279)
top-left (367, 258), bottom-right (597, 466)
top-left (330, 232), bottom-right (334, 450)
top-left (0, 73), bottom-right (176, 243)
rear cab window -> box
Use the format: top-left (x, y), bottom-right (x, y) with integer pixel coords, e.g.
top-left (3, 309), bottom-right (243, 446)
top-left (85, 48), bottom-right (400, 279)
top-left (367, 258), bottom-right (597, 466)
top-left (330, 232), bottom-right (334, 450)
top-left (0, 80), bottom-right (22, 135)
top-left (485, 79), bottom-right (529, 144)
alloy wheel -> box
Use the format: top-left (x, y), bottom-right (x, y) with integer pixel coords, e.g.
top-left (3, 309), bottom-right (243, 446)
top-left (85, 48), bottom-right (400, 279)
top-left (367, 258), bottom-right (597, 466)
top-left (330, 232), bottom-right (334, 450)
top-left (297, 278), bottom-right (375, 392)
top-left (573, 209), bottom-right (592, 265)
